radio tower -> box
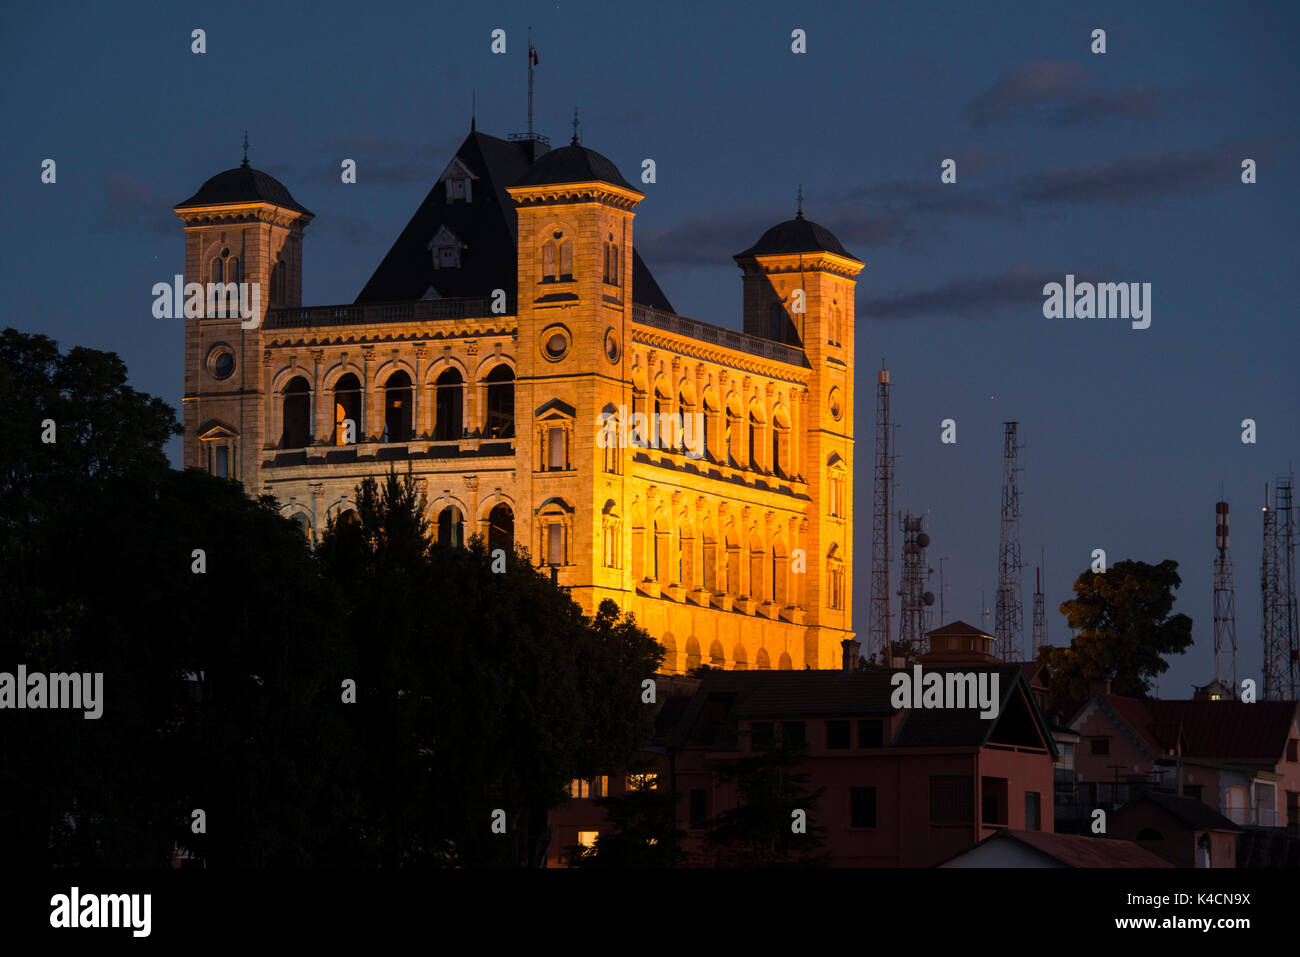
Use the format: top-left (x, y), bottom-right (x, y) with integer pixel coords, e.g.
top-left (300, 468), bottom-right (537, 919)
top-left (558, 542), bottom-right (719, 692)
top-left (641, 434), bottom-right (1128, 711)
top-left (898, 512), bottom-right (934, 652)
top-left (1031, 565), bottom-right (1046, 658)
top-left (1262, 477), bottom-right (1299, 700)
top-left (995, 422), bottom-right (1025, 662)
top-left (1213, 500), bottom-right (1238, 690)
top-left (869, 368), bottom-right (893, 664)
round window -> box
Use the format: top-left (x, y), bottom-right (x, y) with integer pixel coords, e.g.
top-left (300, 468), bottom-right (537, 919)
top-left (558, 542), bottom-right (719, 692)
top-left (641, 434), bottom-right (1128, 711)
top-left (541, 325), bottom-right (570, 362)
top-left (207, 345), bottom-right (236, 381)
top-left (829, 387), bottom-right (843, 421)
top-left (604, 328), bottom-right (621, 364)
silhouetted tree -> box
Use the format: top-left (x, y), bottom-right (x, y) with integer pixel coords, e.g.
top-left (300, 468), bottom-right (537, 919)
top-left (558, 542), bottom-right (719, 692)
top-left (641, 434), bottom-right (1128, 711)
top-left (1036, 558), bottom-right (1194, 702)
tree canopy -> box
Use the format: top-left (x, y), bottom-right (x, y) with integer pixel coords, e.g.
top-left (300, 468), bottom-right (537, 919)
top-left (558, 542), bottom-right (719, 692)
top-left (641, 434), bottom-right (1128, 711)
top-left (1036, 558), bottom-right (1194, 702)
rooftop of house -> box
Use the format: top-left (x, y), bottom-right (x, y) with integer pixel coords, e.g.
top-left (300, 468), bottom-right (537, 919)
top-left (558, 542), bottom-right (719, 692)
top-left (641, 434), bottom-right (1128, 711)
top-left (942, 829), bottom-right (1176, 868)
top-left (1086, 694), bottom-right (1299, 764)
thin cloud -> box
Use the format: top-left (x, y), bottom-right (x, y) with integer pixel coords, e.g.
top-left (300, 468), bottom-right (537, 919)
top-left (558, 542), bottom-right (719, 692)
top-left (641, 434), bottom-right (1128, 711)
top-left (1017, 139), bottom-right (1278, 206)
top-left (965, 60), bottom-right (1163, 128)
top-left (101, 171), bottom-right (178, 237)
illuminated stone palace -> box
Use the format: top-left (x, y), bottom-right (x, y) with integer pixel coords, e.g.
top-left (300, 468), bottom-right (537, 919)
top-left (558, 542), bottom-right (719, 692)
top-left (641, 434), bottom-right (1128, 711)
top-left (176, 126), bottom-right (860, 671)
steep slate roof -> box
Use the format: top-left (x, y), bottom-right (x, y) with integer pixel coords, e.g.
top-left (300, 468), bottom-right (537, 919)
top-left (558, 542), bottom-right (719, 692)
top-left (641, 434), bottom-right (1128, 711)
top-left (947, 830), bottom-right (1175, 868)
top-left (355, 130), bottom-right (672, 311)
top-left (1099, 695), bottom-right (1298, 763)
top-left (735, 212), bottom-right (857, 261)
top-left (176, 163), bottom-right (312, 215)
top-left (1121, 791), bottom-right (1240, 832)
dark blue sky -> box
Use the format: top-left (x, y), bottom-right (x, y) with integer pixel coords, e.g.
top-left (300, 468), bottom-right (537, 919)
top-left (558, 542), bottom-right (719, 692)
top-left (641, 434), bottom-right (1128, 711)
top-left (4, 0), bottom-right (1297, 696)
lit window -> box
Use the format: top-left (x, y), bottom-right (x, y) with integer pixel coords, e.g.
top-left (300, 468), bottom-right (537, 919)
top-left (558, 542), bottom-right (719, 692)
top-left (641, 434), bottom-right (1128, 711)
top-left (626, 772), bottom-right (658, 791)
top-left (577, 831), bottom-right (599, 850)
top-left (568, 779), bottom-right (591, 799)
top-left (547, 523), bottom-right (563, 565)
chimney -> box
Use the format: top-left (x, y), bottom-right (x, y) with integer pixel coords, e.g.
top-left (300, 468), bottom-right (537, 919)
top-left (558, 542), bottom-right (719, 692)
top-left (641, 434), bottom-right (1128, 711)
top-left (840, 638), bottom-right (861, 673)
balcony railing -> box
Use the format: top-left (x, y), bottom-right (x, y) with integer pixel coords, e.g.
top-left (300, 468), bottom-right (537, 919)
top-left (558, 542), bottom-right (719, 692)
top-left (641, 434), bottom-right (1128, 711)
top-left (632, 304), bottom-right (808, 367)
top-left (265, 297), bottom-right (497, 329)
top-left (1222, 806), bottom-right (1281, 827)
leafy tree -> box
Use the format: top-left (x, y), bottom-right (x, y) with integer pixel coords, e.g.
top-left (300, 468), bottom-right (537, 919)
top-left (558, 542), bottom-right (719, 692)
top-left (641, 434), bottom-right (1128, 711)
top-left (315, 469), bottom-right (664, 866)
top-left (1037, 558), bottom-right (1194, 701)
top-left (704, 742), bottom-right (829, 867)
top-left (563, 766), bottom-right (688, 868)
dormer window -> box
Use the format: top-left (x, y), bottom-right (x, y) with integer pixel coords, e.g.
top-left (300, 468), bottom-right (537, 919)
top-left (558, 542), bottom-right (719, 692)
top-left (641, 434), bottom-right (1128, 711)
top-left (438, 157), bottom-right (478, 204)
top-left (427, 225), bottom-right (462, 270)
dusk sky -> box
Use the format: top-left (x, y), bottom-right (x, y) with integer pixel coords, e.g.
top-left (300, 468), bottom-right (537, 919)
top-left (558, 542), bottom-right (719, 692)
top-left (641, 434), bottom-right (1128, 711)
top-left (4, 0), bottom-right (1296, 696)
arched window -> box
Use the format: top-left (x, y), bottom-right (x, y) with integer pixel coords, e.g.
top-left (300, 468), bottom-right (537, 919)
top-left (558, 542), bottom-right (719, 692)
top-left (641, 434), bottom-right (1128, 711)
top-left (749, 413), bottom-right (763, 471)
top-left (488, 503), bottom-right (514, 554)
top-left (558, 240), bottom-right (573, 280)
top-left (332, 373), bottom-right (362, 445)
top-left (281, 376), bottom-right (311, 448)
top-left (748, 531), bottom-right (765, 601)
top-left (290, 511), bottom-right (311, 545)
top-left (685, 638), bottom-right (702, 672)
top-left (211, 257), bottom-right (223, 283)
top-left (827, 544), bottom-right (845, 610)
top-left (383, 370), bottom-right (412, 442)
top-left (603, 241), bottom-right (620, 285)
top-left (484, 364), bottom-right (515, 439)
top-left (437, 506), bottom-right (464, 547)
top-left (434, 368), bottom-right (463, 441)
top-left (602, 506), bottom-right (621, 569)
top-left (778, 652), bottom-right (793, 671)
top-left (756, 648), bottom-right (771, 670)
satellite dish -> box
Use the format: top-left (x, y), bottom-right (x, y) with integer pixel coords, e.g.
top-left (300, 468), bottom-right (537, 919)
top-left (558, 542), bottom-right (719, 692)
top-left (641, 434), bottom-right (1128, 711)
top-left (916, 532), bottom-right (931, 548)
top-left (923, 592), bottom-right (935, 606)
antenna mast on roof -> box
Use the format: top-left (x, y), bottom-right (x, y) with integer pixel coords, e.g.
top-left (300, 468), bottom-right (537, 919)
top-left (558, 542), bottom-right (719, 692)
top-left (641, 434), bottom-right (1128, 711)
top-left (527, 28), bottom-right (536, 156)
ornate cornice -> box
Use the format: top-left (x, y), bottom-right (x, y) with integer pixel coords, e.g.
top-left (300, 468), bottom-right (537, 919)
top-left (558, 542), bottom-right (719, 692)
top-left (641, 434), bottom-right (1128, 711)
top-left (630, 329), bottom-right (808, 384)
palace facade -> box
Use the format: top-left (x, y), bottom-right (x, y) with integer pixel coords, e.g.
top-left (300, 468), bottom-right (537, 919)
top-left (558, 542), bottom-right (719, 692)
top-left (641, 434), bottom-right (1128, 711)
top-left (175, 126), bottom-right (861, 671)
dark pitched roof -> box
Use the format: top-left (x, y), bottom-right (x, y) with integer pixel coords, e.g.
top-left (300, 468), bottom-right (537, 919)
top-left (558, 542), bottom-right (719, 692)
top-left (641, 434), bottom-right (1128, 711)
top-left (946, 830), bottom-right (1175, 868)
top-left (735, 213), bottom-right (856, 261)
top-left (1119, 791), bottom-right (1240, 832)
top-left (1100, 695), bottom-right (1298, 763)
top-left (355, 130), bottom-right (672, 312)
top-left (511, 143), bottom-right (634, 190)
top-left (927, 620), bottom-right (994, 640)
top-left (176, 163), bottom-right (312, 215)
top-left (651, 666), bottom-right (1054, 756)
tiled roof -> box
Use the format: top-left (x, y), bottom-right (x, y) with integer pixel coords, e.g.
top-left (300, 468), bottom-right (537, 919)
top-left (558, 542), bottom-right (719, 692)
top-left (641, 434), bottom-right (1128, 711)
top-left (1101, 695), bottom-right (1298, 763)
top-left (176, 164), bottom-right (312, 215)
top-left (1120, 791), bottom-right (1240, 832)
top-left (973, 830), bottom-right (1175, 868)
top-left (735, 214), bottom-right (856, 261)
top-left (511, 143), bottom-right (634, 190)
top-left (652, 666), bottom-right (1053, 754)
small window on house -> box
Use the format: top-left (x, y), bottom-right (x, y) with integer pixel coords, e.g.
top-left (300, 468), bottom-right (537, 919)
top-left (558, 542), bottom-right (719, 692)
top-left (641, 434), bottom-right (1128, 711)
top-left (568, 778), bottom-right (591, 799)
top-left (577, 830), bottom-right (599, 851)
top-left (858, 719), bottom-right (883, 749)
top-left (826, 720), bottom-right (850, 750)
top-left (437, 245), bottom-right (459, 269)
top-left (930, 776), bottom-right (973, 825)
top-left (1288, 739), bottom-right (1299, 762)
top-left (782, 721), bottom-right (806, 748)
top-left (751, 722), bottom-right (774, 750)
top-left (850, 787), bottom-right (877, 828)
top-left (1090, 737), bottom-right (1110, 756)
